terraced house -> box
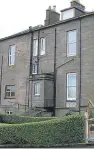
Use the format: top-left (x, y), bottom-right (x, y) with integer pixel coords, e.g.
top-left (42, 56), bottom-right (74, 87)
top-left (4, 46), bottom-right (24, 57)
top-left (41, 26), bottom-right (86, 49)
top-left (0, 0), bottom-right (94, 116)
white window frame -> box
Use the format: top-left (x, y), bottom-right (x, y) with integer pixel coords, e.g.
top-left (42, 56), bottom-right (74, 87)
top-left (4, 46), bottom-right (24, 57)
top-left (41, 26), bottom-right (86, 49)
top-left (40, 38), bottom-right (45, 55)
top-left (32, 62), bottom-right (37, 74)
top-left (67, 30), bottom-right (76, 57)
top-left (67, 73), bottom-right (76, 101)
top-left (34, 82), bottom-right (40, 96)
top-left (9, 45), bottom-right (15, 66)
top-left (5, 85), bottom-right (15, 98)
top-left (33, 39), bottom-right (38, 56)
top-left (61, 9), bottom-right (74, 21)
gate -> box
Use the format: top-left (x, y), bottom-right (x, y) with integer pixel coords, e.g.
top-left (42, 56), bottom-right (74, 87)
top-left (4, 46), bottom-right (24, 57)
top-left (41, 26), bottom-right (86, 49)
top-left (85, 101), bottom-right (94, 142)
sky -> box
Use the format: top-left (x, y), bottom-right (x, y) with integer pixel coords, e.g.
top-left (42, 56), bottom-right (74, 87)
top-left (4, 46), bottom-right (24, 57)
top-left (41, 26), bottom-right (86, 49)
top-left (0, 0), bottom-right (94, 38)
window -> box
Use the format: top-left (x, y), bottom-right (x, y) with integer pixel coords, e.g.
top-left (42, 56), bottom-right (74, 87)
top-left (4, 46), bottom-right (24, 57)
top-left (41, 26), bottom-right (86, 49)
top-left (8, 45), bottom-right (15, 66)
top-left (67, 73), bottom-right (76, 101)
top-left (67, 30), bottom-right (76, 56)
top-left (40, 38), bottom-right (45, 55)
top-left (32, 62), bottom-right (37, 74)
top-left (61, 9), bottom-right (74, 20)
top-left (34, 82), bottom-right (40, 96)
top-left (33, 39), bottom-right (38, 56)
top-left (5, 85), bottom-right (15, 98)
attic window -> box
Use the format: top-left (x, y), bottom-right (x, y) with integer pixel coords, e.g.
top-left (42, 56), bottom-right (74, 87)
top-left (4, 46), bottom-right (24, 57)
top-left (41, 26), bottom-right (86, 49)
top-left (61, 9), bottom-right (75, 20)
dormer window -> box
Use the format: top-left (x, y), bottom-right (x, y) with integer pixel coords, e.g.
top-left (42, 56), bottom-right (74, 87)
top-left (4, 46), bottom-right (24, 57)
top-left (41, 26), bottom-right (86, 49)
top-left (61, 8), bottom-right (75, 20)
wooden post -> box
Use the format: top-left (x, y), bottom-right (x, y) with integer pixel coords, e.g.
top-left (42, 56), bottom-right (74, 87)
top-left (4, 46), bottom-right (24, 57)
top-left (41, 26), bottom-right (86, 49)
top-left (87, 103), bottom-right (90, 119)
top-left (85, 111), bottom-right (88, 143)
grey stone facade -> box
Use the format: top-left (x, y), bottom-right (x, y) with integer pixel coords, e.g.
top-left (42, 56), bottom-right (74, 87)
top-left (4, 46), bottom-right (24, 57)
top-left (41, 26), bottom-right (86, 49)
top-left (0, 1), bottom-right (94, 116)
top-left (0, 33), bottom-right (31, 113)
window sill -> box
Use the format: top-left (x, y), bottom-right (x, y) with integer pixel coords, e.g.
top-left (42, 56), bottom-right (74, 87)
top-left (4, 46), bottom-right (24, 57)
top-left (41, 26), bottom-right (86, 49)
top-left (32, 73), bottom-right (37, 75)
top-left (4, 97), bottom-right (16, 99)
top-left (8, 65), bottom-right (15, 68)
top-left (66, 100), bottom-right (76, 102)
top-left (34, 94), bottom-right (40, 97)
top-left (67, 54), bottom-right (76, 57)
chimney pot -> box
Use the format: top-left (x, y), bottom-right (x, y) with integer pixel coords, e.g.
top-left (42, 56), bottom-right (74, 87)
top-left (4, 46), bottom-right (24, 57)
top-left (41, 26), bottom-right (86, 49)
top-left (53, 5), bottom-right (56, 11)
top-left (48, 6), bottom-right (51, 10)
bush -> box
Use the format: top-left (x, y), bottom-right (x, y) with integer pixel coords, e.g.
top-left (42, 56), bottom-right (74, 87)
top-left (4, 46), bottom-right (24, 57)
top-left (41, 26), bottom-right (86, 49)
top-left (0, 114), bottom-right (55, 124)
top-left (0, 115), bottom-right (85, 146)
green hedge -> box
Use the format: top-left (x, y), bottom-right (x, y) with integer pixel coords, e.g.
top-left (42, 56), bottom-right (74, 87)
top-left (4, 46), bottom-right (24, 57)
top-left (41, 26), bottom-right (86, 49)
top-left (0, 114), bottom-right (55, 124)
top-left (0, 115), bottom-right (85, 146)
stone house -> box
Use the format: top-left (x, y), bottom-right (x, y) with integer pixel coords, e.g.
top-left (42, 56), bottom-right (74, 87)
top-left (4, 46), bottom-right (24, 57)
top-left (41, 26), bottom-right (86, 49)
top-left (0, 0), bottom-right (94, 116)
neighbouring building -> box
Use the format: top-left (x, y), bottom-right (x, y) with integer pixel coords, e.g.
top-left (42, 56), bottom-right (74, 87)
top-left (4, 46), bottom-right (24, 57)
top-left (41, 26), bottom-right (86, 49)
top-left (0, 0), bottom-right (94, 116)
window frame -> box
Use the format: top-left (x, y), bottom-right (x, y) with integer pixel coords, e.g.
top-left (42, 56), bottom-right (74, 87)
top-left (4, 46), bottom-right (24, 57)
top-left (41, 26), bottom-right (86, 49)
top-left (61, 8), bottom-right (75, 20)
top-left (33, 39), bottom-right (38, 56)
top-left (67, 30), bottom-right (77, 57)
top-left (32, 62), bottom-right (38, 74)
top-left (5, 85), bottom-right (15, 99)
top-left (34, 82), bottom-right (40, 96)
top-left (40, 37), bottom-right (46, 56)
top-left (67, 73), bottom-right (76, 101)
top-left (8, 45), bottom-right (16, 66)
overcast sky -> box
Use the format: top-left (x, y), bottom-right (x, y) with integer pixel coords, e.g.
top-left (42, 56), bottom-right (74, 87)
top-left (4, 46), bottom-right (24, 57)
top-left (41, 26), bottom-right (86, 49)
top-left (0, 0), bottom-right (93, 38)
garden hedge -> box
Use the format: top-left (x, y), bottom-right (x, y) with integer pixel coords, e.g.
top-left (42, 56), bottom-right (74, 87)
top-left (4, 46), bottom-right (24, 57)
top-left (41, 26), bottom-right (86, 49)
top-left (0, 115), bottom-right (85, 147)
top-left (0, 114), bottom-right (55, 124)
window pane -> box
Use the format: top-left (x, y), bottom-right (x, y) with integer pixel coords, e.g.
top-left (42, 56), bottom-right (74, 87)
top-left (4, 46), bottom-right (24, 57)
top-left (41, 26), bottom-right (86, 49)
top-left (9, 45), bottom-right (15, 66)
top-left (11, 46), bottom-right (15, 55)
top-left (68, 87), bottom-right (76, 99)
top-left (68, 30), bottom-right (76, 43)
top-left (40, 38), bottom-right (45, 55)
top-left (11, 92), bottom-right (15, 97)
top-left (62, 9), bottom-right (74, 20)
top-left (6, 86), bottom-right (11, 91)
top-left (9, 56), bottom-right (11, 66)
top-left (33, 40), bottom-right (38, 56)
top-left (68, 74), bottom-right (76, 86)
top-left (34, 83), bottom-right (40, 95)
top-left (9, 49), bottom-right (11, 55)
top-left (68, 43), bottom-right (76, 56)
top-left (11, 55), bottom-right (15, 65)
top-left (37, 83), bottom-right (40, 95)
top-left (32, 63), bottom-right (37, 74)
top-left (11, 87), bottom-right (15, 92)
top-left (6, 92), bottom-right (10, 97)
top-left (34, 84), bottom-right (37, 95)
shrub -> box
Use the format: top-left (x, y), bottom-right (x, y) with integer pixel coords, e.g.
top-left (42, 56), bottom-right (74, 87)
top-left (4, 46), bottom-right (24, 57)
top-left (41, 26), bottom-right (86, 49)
top-left (0, 114), bottom-right (55, 124)
top-left (0, 115), bottom-right (85, 147)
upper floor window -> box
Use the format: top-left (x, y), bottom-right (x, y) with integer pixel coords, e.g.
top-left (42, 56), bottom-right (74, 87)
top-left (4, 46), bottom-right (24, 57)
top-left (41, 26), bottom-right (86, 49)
top-left (61, 9), bottom-right (74, 21)
top-left (33, 39), bottom-right (38, 56)
top-left (32, 62), bottom-right (37, 74)
top-left (67, 30), bottom-right (76, 57)
top-left (40, 38), bottom-right (45, 55)
top-left (5, 85), bottom-right (15, 98)
top-left (34, 82), bottom-right (40, 96)
top-left (67, 73), bottom-right (76, 101)
top-left (9, 45), bottom-right (15, 66)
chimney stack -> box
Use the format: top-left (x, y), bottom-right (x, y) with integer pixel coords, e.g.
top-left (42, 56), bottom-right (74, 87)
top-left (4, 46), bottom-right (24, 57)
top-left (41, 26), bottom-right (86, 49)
top-left (70, 0), bottom-right (85, 11)
top-left (44, 6), bottom-right (60, 26)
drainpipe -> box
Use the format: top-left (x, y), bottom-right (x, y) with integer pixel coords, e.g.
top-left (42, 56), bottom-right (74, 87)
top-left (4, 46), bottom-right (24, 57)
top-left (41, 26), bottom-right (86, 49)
top-left (29, 26), bottom-right (33, 75)
top-left (26, 26), bottom-right (33, 110)
top-left (37, 30), bottom-right (40, 74)
top-left (0, 55), bottom-right (3, 105)
top-left (53, 28), bottom-right (57, 116)
top-left (79, 18), bottom-right (81, 114)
